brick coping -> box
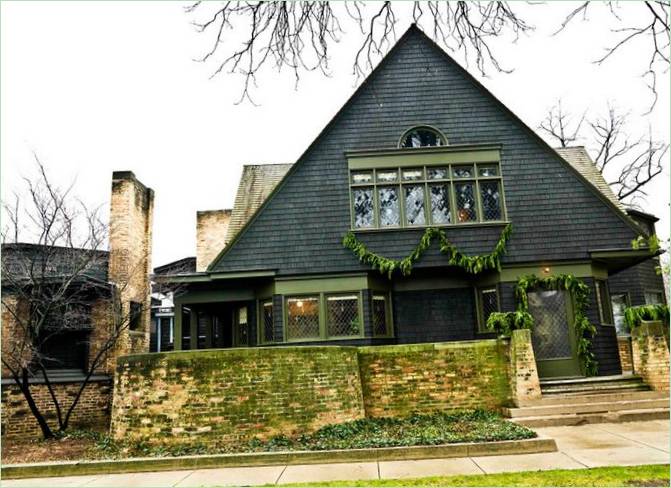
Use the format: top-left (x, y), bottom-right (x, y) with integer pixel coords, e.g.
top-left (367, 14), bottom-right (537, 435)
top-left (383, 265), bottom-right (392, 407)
top-left (1, 437), bottom-right (556, 479)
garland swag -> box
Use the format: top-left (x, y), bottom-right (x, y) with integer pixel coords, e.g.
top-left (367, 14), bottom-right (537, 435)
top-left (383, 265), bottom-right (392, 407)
top-left (342, 224), bottom-right (513, 279)
top-left (623, 304), bottom-right (669, 331)
top-left (513, 274), bottom-right (598, 377)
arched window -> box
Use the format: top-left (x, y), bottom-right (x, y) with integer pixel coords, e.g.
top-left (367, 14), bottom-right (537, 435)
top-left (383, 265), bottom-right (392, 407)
top-left (399, 126), bottom-right (446, 148)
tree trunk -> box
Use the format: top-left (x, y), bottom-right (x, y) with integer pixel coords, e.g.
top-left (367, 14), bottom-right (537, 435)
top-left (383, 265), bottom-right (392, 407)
top-left (19, 368), bottom-right (55, 439)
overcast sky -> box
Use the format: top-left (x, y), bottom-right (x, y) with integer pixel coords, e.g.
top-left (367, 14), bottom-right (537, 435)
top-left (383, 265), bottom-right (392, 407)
top-left (2, 1), bottom-right (669, 267)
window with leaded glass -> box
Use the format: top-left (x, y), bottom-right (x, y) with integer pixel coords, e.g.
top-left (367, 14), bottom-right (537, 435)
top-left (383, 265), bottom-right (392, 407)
top-left (260, 300), bottom-right (274, 343)
top-left (326, 295), bottom-right (361, 337)
top-left (477, 287), bottom-right (499, 332)
top-left (286, 296), bottom-right (320, 341)
top-left (644, 291), bottom-right (665, 305)
top-left (349, 162), bottom-right (505, 229)
top-left (595, 280), bottom-right (613, 325)
top-left (399, 127), bottom-right (445, 148)
top-left (372, 295), bottom-right (390, 337)
top-left (236, 305), bottom-right (249, 346)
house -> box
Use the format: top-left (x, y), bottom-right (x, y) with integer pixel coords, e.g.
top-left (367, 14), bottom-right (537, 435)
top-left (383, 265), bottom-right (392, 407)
top-left (1, 171), bottom-right (154, 438)
top-left (156, 25), bottom-right (665, 381)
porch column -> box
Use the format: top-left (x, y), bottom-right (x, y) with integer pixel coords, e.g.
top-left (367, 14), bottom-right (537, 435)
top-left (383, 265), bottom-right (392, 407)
top-left (190, 307), bottom-right (199, 350)
top-left (174, 303), bottom-right (183, 350)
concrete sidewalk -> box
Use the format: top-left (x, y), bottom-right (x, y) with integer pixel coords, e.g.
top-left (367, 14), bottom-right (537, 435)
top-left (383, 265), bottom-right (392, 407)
top-left (3, 420), bottom-right (668, 487)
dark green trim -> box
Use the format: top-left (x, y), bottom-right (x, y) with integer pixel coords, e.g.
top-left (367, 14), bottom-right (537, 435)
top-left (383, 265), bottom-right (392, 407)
top-left (590, 249), bottom-right (658, 259)
top-left (275, 275), bottom-right (368, 295)
top-left (345, 143), bottom-right (502, 159)
top-left (347, 148), bottom-right (501, 169)
top-left (175, 289), bottom-right (255, 305)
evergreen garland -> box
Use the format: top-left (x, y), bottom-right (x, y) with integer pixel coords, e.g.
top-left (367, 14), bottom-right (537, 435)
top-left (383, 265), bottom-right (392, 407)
top-left (342, 224), bottom-right (513, 279)
top-left (624, 304), bottom-right (669, 331)
top-left (486, 310), bottom-right (534, 336)
top-left (514, 274), bottom-right (598, 377)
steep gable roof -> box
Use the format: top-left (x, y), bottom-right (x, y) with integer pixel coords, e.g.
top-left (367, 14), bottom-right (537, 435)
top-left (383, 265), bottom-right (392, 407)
top-left (225, 164), bottom-right (293, 244)
top-left (555, 146), bottom-right (626, 214)
top-left (207, 24), bottom-right (644, 274)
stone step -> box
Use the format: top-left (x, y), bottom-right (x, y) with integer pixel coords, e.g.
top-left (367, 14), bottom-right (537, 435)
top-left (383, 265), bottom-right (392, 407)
top-left (511, 408), bottom-right (670, 428)
top-left (516, 390), bottom-right (668, 407)
top-left (539, 374), bottom-right (643, 386)
top-left (541, 384), bottom-right (651, 396)
top-left (503, 397), bottom-right (670, 418)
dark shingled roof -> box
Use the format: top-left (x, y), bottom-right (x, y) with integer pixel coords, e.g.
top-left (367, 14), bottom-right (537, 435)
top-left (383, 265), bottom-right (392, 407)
top-left (153, 256), bottom-right (196, 275)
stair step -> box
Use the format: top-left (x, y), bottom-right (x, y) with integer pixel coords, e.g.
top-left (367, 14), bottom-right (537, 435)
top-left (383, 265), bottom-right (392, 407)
top-left (539, 374), bottom-right (643, 386)
top-left (515, 390), bottom-right (667, 407)
top-left (504, 398), bottom-right (670, 418)
top-left (541, 385), bottom-right (651, 396)
top-left (511, 408), bottom-right (670, 428)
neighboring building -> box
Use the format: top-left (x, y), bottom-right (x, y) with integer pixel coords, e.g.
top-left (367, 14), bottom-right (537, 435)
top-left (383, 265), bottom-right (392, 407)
top-left (156, 25), bottom-right (663, 380)
top-left (1, 171), bottom-right (154, 438)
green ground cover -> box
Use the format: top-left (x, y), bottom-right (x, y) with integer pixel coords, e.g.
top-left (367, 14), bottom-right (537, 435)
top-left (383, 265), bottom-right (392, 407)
top-left (282, 464), bottom-right (670, 487)
top-left (2, 410), bottom-right (535, 462)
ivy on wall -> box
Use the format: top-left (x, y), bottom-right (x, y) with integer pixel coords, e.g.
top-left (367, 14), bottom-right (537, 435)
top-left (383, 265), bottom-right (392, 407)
top-left (342, 224), bottom-right (513, 279)
top-left (486, 310), bottom-right (534, 336)
top-left (513, 274), bottom-right (598, 377)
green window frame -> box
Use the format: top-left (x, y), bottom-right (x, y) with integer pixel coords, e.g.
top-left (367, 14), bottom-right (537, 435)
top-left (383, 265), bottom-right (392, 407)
top-left (595, 280), bottom-right (614, 325)
top-left (372, 293), bottom-right (393, 337)
top-left (349, 162), bottom-right (506, 230)
top-left (283, 292), bottom-right (364, 342)
top-left (475, 286), bottom-right (500, 333)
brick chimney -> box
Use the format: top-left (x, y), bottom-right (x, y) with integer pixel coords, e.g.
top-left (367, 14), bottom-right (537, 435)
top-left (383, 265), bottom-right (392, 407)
top-left (108, 171), bottom-right (154, 356)
top-left (196, 209), bottom-right (231, 271)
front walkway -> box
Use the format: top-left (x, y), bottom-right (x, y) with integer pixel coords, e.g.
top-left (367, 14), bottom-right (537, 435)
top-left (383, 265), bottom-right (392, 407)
top-left (3, 420), bottom-right (669, 487)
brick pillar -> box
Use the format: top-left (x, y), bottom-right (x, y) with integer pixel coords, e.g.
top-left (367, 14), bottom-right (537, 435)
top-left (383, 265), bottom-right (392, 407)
top-left (631, 321), bottom-right (669, 391)
top-left (618, 336), bottom-right (634, 374)
top-left (108, 171), bottom-right (154, 357)
top-left (196, 210), bottom-right (231, 272)
top-left (508, 329), bottom-right (542, 406)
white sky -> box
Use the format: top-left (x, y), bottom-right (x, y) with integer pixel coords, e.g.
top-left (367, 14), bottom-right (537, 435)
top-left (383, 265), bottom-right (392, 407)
top-left (2, 1), bottom-right (669, 267)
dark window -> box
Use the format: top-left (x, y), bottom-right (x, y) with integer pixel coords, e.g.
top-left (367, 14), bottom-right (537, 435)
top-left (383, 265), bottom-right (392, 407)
top-left (595, 280), bottom-right (613, 325)
top-left (260, 300), bottom-right (274, 343)
top-left (477, 287), bottom-right (499, 332)
top-left (611, 293), bottom-right (630, 336)
top-left (644, 291), bottom-right (665, 305)
top-left (286, 296), bottom-right (320, 341)
top-left (129, 301), bottom-right (142, 331)
top-left (38, 330), bottom-right (89, 371)
top-left (372, 295), bottom-right (390, 337)
top-left (236, 305), bottom-right (248, 346)
top-left (400, 127), bottom-right (445, 148)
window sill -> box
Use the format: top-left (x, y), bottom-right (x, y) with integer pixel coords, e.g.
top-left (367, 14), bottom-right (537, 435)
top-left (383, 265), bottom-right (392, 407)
top-left (352, 221), bottom-right (510, 234)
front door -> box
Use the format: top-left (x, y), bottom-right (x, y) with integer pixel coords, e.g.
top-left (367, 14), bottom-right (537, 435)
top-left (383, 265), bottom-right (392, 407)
top-left (528, 289), bottom-right (582, 378)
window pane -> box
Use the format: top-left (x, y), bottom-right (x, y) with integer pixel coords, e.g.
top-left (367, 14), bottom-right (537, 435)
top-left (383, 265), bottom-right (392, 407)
top-left (351, 171), bottom-right (372, 184)
top-left (379, 187), bottom-right (400, 227)
top-left (404, 185), bottom-right (426, 225)
top-left (401, 128), bottom-right (444, 148)
top-left (262, 301), bottom-right (274, 343)
top-left (402, 168), bottom-right (424, 181)
top-left (287, 297), bottom-right (320, 340)
top-left (376, 170), bottom-right (398, 183)
top-left (455, 183), bottom-right (477, 222)
top-left (452, 165), bottom-right (474, 178)
top-left (480, 289), bottom-right (499, 330)
top-left (427, 167), bottom-right (449, 180)
top-left (327, 295), bottom-right (360, 337)
top-left (478, 165), bottom-right (499, 177)
top-left (353, 187), bottom-right (374, 228)
top-left (373, 296), bottom-right (388, 336)
top-left (480, 180), bottom-right (502, 221)
top-left (611, 294), bottom-right (628, 335)
top-left (644, 291), bottom-right (664, 305)
top-left (237, 306), bottom-right (248, 346)
top-left (430, 184), bottom-right (451, 224)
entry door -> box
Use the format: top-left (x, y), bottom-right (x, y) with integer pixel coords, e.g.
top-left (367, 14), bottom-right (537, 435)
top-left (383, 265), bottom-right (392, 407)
top-left (528, 289), bottom-right (581, 378)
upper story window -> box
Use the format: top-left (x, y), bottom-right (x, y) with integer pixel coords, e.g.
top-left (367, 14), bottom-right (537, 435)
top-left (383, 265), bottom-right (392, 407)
top-left (399, 126), bottom-right (446, 148)
top-left (350, 162), bottom-right (505, 229)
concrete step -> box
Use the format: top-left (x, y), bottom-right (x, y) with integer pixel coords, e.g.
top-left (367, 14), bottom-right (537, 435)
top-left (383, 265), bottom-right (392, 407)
top-left (541, 376), bottom-right (650, 396)
top-left (541, 385), bottom-right (651, 396)
top-left (511, 408), bottom-right (670, 428)
top-left (515, 390), bottom-right (667, 407)
top-left (504, 397), bottom-right (670, 418)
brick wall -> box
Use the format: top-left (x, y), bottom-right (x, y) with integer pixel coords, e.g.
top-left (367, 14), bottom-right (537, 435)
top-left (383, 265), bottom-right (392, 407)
top-left (631, 321), bottom-right (669, 391)
top-left (358, 341), bottom-right (509, 418)
top-left (507, 329), bottom-right (541, 406)
top-left (1, 379), bottom-right (111, 439)
top-left (111, 347), bottom-right (365, 446)
top-left (196, 210), bottom-right (231, 272)
top-left (618, 336), bottom-right (633, 374)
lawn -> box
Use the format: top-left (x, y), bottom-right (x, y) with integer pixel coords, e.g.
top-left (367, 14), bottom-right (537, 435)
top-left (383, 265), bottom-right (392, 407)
top-left (1, 410), bottom-right (535, 463)
top-left (281, 464), bottom-right (670, 487)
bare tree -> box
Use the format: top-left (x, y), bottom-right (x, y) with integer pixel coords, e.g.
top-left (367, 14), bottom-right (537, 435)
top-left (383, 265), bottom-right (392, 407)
top-left (539, 101), bottom-right (669, 203)
top-left (186, 1), bottom-right (531, 103)
top-left (0, 159), bottom-right (144, 439)
top-left (556, 1), bottom-right (670, 111)
top-left (187, 2), bottom-right (669, 105)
